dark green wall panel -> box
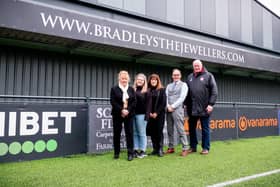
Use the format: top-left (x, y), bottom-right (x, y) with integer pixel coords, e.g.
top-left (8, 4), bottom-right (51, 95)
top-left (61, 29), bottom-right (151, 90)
top-left (0, 47), bottom-right (279, 104)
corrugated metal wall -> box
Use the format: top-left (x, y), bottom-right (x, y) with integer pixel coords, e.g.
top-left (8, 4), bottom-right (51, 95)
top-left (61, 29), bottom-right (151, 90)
top-left (0, 46), bottom-right (279, 103)
top-left (0, 47), bottom-right (172, 101)
top-left (215, 74), bottom-right (280, 103)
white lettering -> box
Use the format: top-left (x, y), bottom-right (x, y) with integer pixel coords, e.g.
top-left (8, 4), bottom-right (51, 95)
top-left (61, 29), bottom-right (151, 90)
top-left (75, 20), bottom-right (91, 34)
top-left (96, 143), bottom-right (113, 150)
top-left (175, 41), bottom-right (181, 52)
top-left (198, 46), bottom-right (204, 56)
top-left (8, 112), bottom-right (16, 136)
top-left (184, 43), bottom-right (190, 53)
top-left (212, 48), bottom-right (217, 58)
top-left (20, 112), bottom-right (39, 136)
top-left (145, 34), bottom-right (153, 46)
top-left (122, 30), bottom-right (131, 42)
top-left (96, 108), bottom-right (103, 119)
top-left (40, 12), bottom-right (247, 64)
top-left (189, 44), bottom-right (198, 54)
top-left (103, 26), bottom-right (112, 39)
top-left (159, 38), bottom-right (165, 49)
top-left (0, 112), bottom-right (4, 137)
top-left (94, 24), bottom-right (102, 37)
top-left (96, 108), bottom-right (111, 118)
top-left (96, 131), bottom-right (113, 139)
top-left (152, 36), bottom-right (159, 47)
top-left (166, 39), bottom-right (174, 50)
top-left (0, 111), bottom-right (77, 137)
top-left (61, 112), bottom-right (76, 133)
top-left (139, 33), bottom-right (146, 45)
top-left (101, 119), bottom-right (112, 129)
top-left (42, 112), bottom-right (58, 135)
top-left (40, 12), bottom-right (58, 28)
top-left (112, 28), bottom-right (121, 40)
top-left (58, 17), bottom-right (76, 31)
top-left (132, 32), bottom-right (139, 44)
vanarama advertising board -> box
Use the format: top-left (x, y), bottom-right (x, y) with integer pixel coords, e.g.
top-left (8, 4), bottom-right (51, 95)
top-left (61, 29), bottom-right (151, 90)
top-left (0, 103), bottom-right (87, 162)
top-left (184, 107), bottom-right (238, 140)
top-left (237, 108), bottom-right (278, 138)
top-left (184, 107), bottom-right (279, 140)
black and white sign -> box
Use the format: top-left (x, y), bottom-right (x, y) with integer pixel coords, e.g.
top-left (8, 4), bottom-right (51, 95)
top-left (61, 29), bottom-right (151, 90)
top-left (88, 104), bottom-right (126, 153)
top-left (0, 0), bottom-right (280, 73)
top-left (0, 103), bottom-right (87, 162)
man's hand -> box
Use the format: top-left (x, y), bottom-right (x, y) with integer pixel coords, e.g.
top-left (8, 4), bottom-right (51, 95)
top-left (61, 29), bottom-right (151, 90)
top-left (167, 105), bottom-right (175, 112)
top-left (206, 105), bottom-right (213, 114)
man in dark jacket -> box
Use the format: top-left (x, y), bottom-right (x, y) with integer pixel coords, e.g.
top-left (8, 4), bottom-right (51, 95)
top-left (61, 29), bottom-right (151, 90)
top-left (185, 59), bottom-right (218, 155)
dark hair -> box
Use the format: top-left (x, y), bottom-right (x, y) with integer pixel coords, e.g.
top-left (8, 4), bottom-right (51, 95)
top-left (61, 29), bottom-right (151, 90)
top-left (147, 74), bottom-right (164, 90)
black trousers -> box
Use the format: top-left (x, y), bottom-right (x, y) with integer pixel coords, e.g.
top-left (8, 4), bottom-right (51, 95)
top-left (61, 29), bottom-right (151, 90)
top-left (147, 113), bottom-right (165, 152)
top-left (112, 115), bottom-right (134, 155)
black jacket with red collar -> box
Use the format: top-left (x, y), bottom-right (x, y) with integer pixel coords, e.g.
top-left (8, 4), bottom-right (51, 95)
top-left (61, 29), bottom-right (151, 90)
top-left (185, 68), bottom-right (218, 117)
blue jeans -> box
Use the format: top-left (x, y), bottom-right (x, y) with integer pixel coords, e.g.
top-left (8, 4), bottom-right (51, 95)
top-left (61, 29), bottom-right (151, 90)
top-left (133, 114), bottom-right (147, 151)
top-left (188, 116), bottom-right (210, 151)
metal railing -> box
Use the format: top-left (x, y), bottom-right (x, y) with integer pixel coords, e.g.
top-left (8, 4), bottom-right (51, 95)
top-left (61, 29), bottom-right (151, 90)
top-left (0, 94), bottom-right (279, 107)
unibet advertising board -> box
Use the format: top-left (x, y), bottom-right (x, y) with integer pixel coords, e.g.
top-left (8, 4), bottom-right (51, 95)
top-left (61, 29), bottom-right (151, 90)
top-left (0, 103), bottom-right (87, 162)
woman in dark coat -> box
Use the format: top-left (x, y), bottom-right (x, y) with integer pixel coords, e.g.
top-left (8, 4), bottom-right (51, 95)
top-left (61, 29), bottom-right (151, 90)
top-left (110, 70), bottom-right (136, 161)
top-left (146, 74), bottom-right (166, 157)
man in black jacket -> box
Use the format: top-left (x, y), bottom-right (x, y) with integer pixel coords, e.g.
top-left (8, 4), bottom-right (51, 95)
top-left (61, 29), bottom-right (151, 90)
top-left (185, 59), bottom-right (218, 155)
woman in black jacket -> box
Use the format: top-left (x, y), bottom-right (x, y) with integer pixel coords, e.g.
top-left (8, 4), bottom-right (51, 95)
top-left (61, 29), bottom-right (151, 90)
top-left (146, 74), bottom-right (166, 157)
top-left (133, 73), bottom-right (148, 158)
top-left (110, 70), bottom-right (136, 161)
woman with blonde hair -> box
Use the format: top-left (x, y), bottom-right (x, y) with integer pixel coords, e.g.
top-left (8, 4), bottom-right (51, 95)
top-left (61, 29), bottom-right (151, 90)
top-left (110, 70), bottom-right (136, 161)
top-left (132, 73), bottom-right (148, 158)
top-left (145, 74), bottom-right (166, 157)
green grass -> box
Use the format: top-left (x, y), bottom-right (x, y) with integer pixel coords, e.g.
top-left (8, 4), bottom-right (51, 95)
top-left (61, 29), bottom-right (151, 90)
top-left (1, 136), bottom-right (280, 187)
top-left (229, 173), bottom-right (280, 187)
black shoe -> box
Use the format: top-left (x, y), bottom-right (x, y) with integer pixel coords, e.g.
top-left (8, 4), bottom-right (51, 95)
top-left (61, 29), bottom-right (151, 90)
top-left (187, 148), bottom-right (197, 153)
top-left (149, 150), bottom-right (158, 155)
top-left (137, 151), bottom-right (147, 158)
top-left (114, 154), bottom-right (119, 159)
top-left (133, 150), bottom-right (139, 158)
top-left (158, 150), bottom-right (164, 157)
top-left (128, 155), bottom-right (133, 161)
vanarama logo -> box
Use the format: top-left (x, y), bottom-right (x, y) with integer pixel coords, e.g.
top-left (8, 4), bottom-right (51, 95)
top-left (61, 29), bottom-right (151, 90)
top-left (184, 118), bottom-right (235, 134)
top-left (238, 116), bottom-right (278, 131)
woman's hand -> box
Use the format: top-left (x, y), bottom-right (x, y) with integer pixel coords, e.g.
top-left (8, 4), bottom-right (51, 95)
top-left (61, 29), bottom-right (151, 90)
top-left (149, 113), bottom-right (158, 119)
top-left (121, 109), bottom-right (129, 117)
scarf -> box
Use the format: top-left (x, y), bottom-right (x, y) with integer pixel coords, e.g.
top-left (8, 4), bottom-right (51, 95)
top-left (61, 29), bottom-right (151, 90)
top-left (118, 83), bottom-right (129, 103)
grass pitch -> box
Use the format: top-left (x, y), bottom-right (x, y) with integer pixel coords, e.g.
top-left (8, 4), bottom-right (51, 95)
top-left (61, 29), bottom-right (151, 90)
top-left (1, 136), bottom-right (280, 187)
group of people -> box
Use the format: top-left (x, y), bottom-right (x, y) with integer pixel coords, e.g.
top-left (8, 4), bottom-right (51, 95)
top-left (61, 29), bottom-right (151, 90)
top-left (110, 59), bottom-right (218, 161)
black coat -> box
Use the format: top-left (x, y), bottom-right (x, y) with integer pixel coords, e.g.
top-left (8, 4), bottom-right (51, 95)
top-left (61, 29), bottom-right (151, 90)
top-left (110, 85), bottom-right (136, 118)
top-left (185, 70), bottom-right (218, 117)
top-left (145, 88), bottom-right (166, 121)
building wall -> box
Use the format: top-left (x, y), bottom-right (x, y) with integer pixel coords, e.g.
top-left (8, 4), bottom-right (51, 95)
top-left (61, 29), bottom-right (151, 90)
top-left (1, 46), bottom-right (279, 103)
top-left (80, 0), bottom-right (280, 53)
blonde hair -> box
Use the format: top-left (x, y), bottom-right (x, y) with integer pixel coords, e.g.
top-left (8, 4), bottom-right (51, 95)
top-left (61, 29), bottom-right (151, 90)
top-left (118, 70), bottom-right (130, 82)
top-left (133, 73), bottom-right (147, 93)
